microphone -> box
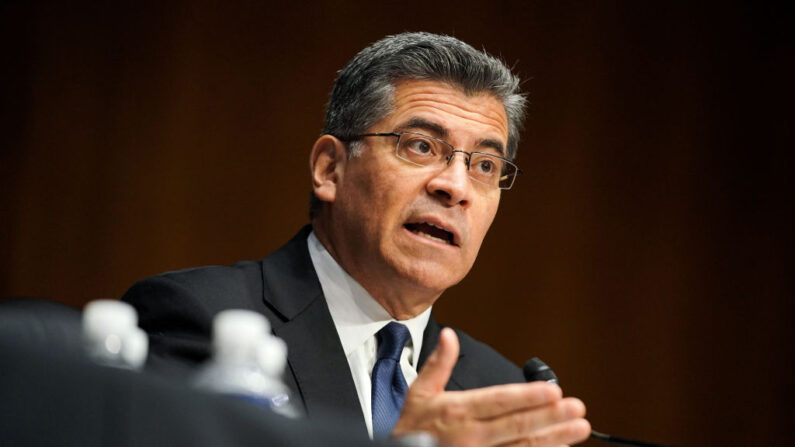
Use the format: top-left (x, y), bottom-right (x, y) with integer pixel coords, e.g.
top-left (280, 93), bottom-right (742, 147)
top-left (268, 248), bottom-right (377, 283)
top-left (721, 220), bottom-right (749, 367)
top-left (523, 358), bottom-right (676, 447)
top-left (523, 357), bottom-right (559, 384)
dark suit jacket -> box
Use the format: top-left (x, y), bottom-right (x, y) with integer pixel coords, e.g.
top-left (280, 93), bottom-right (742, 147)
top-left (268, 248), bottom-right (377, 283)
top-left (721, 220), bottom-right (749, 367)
top-left (123, 226), bottom-right (524, 435)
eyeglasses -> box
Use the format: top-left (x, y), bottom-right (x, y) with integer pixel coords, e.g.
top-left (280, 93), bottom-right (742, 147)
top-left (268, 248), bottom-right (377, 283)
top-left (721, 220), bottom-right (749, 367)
top-left (352, 132), bottom-right (522, 190)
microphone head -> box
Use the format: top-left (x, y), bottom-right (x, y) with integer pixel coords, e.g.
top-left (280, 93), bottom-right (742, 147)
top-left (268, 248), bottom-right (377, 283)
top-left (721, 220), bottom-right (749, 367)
top-left (523, 357), bottom-right (559, 385)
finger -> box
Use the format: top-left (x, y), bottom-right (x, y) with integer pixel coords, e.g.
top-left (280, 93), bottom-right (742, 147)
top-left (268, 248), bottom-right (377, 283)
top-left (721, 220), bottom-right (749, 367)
top-left (529, 418), bottom-right (591, 447)
top-left (482, 398), bottom-right (587, 445)
top-left (457, 381), bottom-right (563, 419)
top-left (498, 442), bottom-right (572, 447)
top-left (412, 327), bottom-right (459, 394)
top-left (495, 418), bottom-right (590, 447)
top-left (498, 443), bottom-right (571, 447)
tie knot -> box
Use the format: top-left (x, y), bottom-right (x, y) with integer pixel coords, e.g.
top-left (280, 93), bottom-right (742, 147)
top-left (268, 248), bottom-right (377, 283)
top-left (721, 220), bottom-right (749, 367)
top-left (376, 322), bottom-right (410, 361)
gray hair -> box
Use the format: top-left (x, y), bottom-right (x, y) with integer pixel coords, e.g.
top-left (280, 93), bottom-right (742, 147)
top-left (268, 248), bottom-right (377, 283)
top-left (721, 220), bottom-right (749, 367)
top-left (311, 32), bottom-right (527, 218)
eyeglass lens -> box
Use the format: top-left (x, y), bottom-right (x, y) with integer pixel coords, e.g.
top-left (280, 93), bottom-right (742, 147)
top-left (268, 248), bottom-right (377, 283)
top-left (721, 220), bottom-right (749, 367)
top-left (395, 133), bottom-right (517, 189)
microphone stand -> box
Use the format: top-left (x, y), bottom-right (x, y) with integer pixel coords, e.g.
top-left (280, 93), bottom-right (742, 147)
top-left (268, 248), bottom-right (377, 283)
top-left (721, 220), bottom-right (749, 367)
top-left (590, 429), bottom-right (675, 447)
top-left (523, 358), bottom-right (676, 447)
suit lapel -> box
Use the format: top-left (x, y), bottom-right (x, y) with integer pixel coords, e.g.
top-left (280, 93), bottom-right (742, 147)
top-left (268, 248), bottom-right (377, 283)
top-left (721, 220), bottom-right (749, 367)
top-left (259, 226), bottom-right (365, 431)
top-left (419, 314), bottom-right (466, 391)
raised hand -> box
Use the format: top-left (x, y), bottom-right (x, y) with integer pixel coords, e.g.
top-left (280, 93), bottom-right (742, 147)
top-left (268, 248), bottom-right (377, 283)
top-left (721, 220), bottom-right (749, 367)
top-left (392, 328), bottom-right (591, 447)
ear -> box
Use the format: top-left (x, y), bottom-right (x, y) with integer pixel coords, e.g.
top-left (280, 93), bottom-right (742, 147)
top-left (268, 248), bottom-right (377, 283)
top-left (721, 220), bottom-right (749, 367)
top-left (309, 135), bottom-right (347, 204)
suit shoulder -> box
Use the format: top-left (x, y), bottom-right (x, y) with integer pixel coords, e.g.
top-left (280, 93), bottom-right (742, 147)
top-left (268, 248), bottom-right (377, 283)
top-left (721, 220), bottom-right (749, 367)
top-left (126, 260), bottom-right (262, 302)
top-left (159, 260), bottom-right (263, 292)
top-left (450, 328), bottom-right (525, 388)
top-left (120, 260), bottom-right (267, 368)
top-left (121, 260), bottom-right (266, 328)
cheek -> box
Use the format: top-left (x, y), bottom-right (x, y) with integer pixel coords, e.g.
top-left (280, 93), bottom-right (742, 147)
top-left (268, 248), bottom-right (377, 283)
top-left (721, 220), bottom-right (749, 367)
top-left (470, 199), bottom-right (500, 248)
top-left (370, 166), bottom-right (422, 217)
top-left (341, 163), bottom-right (405, 231)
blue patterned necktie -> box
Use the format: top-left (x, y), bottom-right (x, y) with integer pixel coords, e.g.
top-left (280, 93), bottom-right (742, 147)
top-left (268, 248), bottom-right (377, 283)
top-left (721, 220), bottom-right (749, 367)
top-left (371, 322), bottom-right (411, 438)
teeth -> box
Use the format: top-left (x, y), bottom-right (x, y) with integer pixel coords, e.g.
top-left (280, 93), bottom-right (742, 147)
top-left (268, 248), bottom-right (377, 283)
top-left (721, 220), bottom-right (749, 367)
top-left (405, 221), bottom-right (454, 245)
top-left (427, 222), bottom-right (446, 232)
top-left (415, 230), bottom-right (448, 244)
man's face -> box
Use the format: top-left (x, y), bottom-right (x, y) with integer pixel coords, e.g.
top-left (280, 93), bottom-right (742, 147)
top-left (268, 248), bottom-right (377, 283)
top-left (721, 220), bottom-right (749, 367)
top-left (324, 79), bottom-right (508, 312)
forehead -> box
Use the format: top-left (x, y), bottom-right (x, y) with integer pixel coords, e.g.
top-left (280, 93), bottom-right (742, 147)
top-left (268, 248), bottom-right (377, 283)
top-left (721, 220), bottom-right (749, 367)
top-left (385, 80), bottom-right (509, 143)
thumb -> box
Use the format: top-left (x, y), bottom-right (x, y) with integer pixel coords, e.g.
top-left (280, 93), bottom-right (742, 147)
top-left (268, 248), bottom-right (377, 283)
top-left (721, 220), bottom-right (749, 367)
top-left (412, 327), bottom-right (459, 395)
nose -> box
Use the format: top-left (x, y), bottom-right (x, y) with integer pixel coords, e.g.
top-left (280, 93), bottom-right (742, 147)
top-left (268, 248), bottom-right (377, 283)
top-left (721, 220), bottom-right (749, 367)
top-left (426, 152), bottom-right (472, 207)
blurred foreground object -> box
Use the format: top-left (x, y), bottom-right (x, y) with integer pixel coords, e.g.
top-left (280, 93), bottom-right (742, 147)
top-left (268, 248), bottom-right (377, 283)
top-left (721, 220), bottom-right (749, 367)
top-left (0, 298), bottom-right (390, 446)
top-left (82, 299), bottom-right (148, 369)
top-left (194, 309), bottom-right (299, 417)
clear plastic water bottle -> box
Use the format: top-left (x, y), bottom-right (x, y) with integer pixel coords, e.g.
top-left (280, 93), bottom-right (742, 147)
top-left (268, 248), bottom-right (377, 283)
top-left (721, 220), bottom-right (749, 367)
top-left (82, 299), bottom-right (148, 370)
top-left (394, 432), bottom-right (439, 447)
top-left (193, 309), bottom-right (299, 418)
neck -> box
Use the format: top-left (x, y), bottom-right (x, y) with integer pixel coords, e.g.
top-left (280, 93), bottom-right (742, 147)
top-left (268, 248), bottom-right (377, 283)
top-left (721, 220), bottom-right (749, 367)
top-left (312, 219), bottom-right (442, 320)
top-left (369, 287), bottom-right (437, 321)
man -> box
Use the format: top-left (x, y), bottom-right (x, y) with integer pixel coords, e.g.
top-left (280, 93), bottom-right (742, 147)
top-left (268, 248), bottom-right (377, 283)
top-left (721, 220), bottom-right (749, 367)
top-left (124, 32), bottom-right (590, 446)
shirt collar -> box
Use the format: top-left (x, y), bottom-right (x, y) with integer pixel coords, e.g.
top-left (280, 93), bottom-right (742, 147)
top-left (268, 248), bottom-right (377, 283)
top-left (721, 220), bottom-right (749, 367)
top-left (307, 231), bottom-right (431, 367)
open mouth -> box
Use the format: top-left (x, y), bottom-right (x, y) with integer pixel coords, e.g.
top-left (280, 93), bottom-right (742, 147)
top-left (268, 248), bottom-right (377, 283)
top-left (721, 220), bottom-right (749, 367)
top-left (404, 222), bottom-right (456, 246)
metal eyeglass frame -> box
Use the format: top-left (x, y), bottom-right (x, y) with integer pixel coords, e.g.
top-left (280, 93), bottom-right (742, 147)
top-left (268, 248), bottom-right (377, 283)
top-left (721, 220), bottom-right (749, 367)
top-left (351, 131), bottom-right (522, 190)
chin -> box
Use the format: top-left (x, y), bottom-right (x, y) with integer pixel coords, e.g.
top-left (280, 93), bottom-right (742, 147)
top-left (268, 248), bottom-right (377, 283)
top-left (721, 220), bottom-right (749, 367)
top-left (393, 258), bottom-right (468, 293)
top-left (380, 235), bottom-right (475, 294)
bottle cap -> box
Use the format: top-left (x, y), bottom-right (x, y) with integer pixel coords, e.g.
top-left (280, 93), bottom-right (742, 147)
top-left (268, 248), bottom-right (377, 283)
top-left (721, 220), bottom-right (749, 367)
top-left (256, 336), bottom-right (287, 376)
top-left (83, 300), bottom-right (137, 340)
top-left (82, 299), bottom-right (146, 369)
top-left (212, 309), bottom-right (269, 363)
top-left (83, 300), bottom-right (137, 346)
top-left (121, 327), bottom-right (149, 369)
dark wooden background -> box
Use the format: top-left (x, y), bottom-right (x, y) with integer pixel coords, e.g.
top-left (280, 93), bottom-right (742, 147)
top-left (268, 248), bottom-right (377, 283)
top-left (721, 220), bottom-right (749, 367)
top-left (2, 2), bottom-right (791, 445)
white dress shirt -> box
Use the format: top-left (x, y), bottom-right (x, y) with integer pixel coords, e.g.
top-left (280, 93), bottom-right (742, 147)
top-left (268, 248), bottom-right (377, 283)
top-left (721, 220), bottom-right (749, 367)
top-left (307, 231), bottom-right (432, 438)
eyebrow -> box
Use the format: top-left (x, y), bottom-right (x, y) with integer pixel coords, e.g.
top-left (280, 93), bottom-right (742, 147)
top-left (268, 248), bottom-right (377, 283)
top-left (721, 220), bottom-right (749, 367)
top-left (396, 117), bottom-right (449, 140)
top-left (476, 138), bottom-right (505, 156)
top-left (394, 117), bottom-right (506, 156)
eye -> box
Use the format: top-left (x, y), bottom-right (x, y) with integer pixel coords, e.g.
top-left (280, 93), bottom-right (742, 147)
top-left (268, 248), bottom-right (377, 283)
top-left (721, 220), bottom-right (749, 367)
top-left (469, 154), bottom-right (506, 185)
top-left (403, 135), bottom-right (436, 156)
top-left (474, 158), bottom-right (496, 174)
